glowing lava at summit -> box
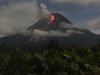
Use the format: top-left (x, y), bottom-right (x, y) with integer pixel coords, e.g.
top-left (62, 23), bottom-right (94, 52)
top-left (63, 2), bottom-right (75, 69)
top-left (48, 15), bottom-right (55, 24)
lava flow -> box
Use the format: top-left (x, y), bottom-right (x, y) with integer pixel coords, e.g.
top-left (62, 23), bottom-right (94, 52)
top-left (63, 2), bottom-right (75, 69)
top-left (48, 15), bottom-right (55, 24)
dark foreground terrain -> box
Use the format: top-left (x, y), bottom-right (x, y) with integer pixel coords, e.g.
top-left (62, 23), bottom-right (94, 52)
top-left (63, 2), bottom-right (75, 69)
top-left (0, 43), bottom-right (100, 75)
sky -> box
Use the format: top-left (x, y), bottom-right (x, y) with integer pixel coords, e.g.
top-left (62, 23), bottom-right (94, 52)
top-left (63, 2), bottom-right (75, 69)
top-left (0, 0), bottom-right (100, 34)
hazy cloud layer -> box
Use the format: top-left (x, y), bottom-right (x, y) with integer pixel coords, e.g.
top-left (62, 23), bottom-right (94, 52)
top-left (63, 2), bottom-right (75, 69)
top-left (32, 29), bottom-right (82, 37)
top-left (31, 23), bottom-right (84, 37)
top-left (50, 0), bottom-right (100, 4)
top-left (0, 0), bottom-right (39, 36)
top-left (88, 17), bottom-right (100, 34)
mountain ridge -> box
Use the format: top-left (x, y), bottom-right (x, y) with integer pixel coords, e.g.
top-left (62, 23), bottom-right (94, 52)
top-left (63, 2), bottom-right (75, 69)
top-left (0, 13), bottom-right (99, 49)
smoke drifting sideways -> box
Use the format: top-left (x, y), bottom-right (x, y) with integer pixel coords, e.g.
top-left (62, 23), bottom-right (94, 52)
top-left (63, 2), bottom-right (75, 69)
top-left (0, 0), bottom-right (96, 38)
top-left (26, 3), bottom-right (85, 39)
top-left (0, 1), bottom-right (56, 37)
top-left (0, 0), bottom-right (39, 37)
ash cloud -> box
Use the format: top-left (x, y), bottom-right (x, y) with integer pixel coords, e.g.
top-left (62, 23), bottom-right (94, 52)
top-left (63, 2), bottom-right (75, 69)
top-left (0, 0), bottom-right (39, 36)
top-left (0, 0), bottom-right (53, 37)
top-left (39, 3), bottom-right (51, 18)
top-left (0, 0), bottom-right (99, 38)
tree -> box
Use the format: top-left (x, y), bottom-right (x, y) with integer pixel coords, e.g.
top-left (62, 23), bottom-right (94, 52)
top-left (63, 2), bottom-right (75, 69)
top-left (46, 40), bottom-right (62, 50)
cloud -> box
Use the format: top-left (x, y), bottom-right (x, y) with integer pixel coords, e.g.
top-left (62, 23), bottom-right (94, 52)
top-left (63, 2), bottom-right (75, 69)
top-left (50, 0), bottom-right (100, 4)
top-left (33, 29), bottom-right (69, 37)
top-left (0, 0), bottom-right (39, 36)
top-left (31, 27), bottom-right (83, 37)
top-left (38, 3), bottom-right (51, 19)
top-left (88, 17), bottom-right (100, 34)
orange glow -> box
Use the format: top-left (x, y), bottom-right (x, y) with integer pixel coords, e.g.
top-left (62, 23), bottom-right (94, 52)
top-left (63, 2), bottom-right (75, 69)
top-left (48, 15), bottom-right (55, 24)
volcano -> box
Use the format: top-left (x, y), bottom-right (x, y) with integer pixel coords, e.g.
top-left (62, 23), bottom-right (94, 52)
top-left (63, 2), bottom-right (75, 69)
top-left (27, 13), bottom-right (73, 31)
top-left (0, 13), bottom-right (99, 49)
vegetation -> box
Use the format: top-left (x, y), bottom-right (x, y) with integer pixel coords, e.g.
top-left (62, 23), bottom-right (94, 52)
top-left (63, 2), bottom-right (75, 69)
top-left (0, 42), bottom-right (100, 75)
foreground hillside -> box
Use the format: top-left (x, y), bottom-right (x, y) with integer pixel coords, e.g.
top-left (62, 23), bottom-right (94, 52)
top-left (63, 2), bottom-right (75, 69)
top-left (0, 44), bottom-right (100, 75)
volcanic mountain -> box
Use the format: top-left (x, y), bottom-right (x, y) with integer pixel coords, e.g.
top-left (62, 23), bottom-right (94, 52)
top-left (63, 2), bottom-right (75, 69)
top-left (0, 13), bottom-right (99, 49)
top-left (27, 13), bottom-right (73, 31)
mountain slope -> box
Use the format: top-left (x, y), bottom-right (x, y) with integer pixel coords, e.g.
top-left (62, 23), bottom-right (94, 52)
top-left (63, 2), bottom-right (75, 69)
top-left (0, 13), bottom-right (99, 49)
top-left (27, 13), bottom-right (73, 31)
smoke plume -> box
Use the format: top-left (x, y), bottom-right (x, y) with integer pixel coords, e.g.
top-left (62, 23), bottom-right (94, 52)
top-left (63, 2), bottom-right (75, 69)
top-left (0, 0), bottom-right (39, 36)
top-left (39, 3), bottom-right (51, 18)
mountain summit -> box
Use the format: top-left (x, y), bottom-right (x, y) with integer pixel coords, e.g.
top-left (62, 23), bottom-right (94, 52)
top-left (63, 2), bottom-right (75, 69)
top-left (27, 13), bottom-right (72, 31)
top-left (0, 13), bottom-right (99, 49)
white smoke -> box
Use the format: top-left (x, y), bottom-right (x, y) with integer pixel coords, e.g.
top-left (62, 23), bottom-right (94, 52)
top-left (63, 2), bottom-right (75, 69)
top-left (0, 0), bottom-right (96, 39)
top-left (39, 3), bottom-right (51, 18)
top-left (0, 0), bottom-right (39, 36)
top-left (0, 0), bottom-right (56, 38)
